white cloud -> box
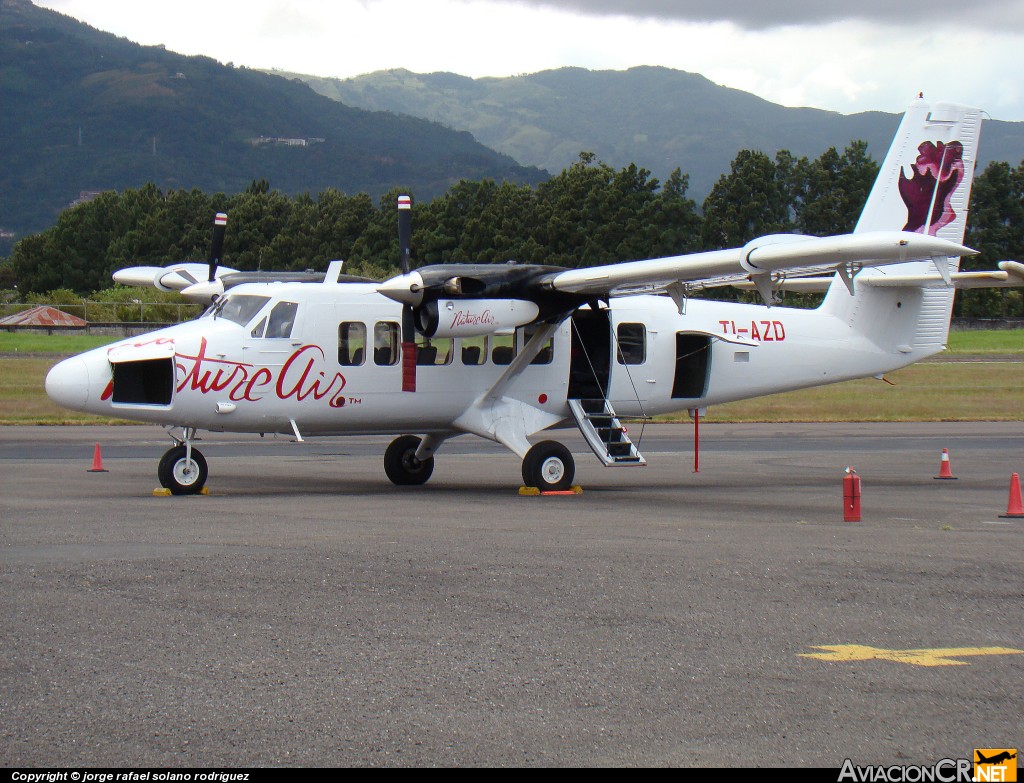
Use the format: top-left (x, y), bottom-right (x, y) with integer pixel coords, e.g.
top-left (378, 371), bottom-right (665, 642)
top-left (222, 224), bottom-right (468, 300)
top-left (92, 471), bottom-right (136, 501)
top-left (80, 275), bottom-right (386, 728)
top-left (494, 0), bottom-right (1024, 30)
top-left (35, 0), bottom-right (1024, 120)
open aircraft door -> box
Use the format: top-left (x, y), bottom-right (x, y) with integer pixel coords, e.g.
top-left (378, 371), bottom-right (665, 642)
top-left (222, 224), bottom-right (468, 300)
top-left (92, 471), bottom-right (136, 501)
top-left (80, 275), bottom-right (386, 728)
top-left (568, 307), bottom-right (610, 402)
top-left (672, 333), bottom-right (712, 400)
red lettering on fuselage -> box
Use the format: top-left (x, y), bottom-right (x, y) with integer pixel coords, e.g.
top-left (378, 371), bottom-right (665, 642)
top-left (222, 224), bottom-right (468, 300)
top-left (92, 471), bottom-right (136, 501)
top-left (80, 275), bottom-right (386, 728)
top-left (276, 344), bottom-right (347, 407)
top-left (177, 338), bottom-right (248, 395)
top-left (172, 338), bottom-right (348, 408)
top-left (719, 320), bottom-right (787, 342)
top-left (107, 336), bottom-right (176, 355)
top-left (235, 367), bottom-right (273, 403)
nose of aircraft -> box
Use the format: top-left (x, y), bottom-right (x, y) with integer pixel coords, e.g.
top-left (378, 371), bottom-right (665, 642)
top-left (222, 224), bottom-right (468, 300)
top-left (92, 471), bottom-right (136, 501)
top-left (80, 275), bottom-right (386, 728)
top-left (45, 355), bottom-right (91, 410)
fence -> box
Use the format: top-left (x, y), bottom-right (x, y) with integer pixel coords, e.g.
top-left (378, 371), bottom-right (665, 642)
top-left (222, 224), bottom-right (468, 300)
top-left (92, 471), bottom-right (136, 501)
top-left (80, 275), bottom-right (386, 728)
top-left (1, 300), bottom-right (204, 327)
top-left (951, 317), bottom-right (1024, 330)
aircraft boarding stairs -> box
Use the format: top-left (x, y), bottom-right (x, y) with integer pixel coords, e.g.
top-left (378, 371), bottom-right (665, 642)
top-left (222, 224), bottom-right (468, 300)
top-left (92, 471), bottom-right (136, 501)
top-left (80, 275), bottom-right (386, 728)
top-left (567, 398), bottom-right (647, 467)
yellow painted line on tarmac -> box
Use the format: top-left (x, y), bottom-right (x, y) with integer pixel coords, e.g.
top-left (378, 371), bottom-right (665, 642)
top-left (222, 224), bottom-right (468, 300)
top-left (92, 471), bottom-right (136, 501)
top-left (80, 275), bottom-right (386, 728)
top-left (800, 644), bottom-right (1024, 667)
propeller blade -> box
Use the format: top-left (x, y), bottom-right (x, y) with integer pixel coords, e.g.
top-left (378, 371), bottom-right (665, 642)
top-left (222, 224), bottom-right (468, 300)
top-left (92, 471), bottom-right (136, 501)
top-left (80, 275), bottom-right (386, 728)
top-left (208, 212), bottom-right (228, 283)
top-left (397, 195), bottom-right (416, 391)
top-left (398, 195), bottom-right (412, 275)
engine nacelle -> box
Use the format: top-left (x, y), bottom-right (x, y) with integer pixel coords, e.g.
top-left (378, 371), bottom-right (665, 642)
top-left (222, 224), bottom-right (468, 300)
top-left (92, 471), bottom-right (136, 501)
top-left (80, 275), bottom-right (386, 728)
top-left (415, 299), bottom-right (540, 338)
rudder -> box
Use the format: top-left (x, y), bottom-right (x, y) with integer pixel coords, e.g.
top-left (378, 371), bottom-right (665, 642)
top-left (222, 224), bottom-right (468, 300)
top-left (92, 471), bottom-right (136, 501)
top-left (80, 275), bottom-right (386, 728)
top-left (854, 96), bottom-right (982, 244)
top-left (824, 97), bottom-right (984, 356)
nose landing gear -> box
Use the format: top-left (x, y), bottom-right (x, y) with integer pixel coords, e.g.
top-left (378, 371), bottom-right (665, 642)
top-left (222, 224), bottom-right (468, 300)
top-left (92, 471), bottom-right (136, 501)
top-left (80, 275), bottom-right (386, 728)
top-left (158, 428), bottom-right (208, 495)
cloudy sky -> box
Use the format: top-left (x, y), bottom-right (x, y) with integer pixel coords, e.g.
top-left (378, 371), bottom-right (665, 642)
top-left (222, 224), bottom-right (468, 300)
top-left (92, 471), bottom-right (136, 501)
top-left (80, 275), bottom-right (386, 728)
top-left (36, 0), bottom-right (1024, 121)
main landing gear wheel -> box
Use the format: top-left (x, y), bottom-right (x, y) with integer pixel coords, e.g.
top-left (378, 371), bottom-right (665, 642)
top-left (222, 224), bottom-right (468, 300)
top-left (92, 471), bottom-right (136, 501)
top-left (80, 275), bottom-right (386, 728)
top-left (384, 435), bottom-right (435, 486)
top-left (522, 441), bottom-right (575, 492)
top-left (157, 445), bottom-right (208, 495)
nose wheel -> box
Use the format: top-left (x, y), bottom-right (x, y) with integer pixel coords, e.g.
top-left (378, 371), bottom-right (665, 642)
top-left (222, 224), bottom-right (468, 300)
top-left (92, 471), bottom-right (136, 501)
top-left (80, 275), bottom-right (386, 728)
top-left (158, 443), bottom-right (208, 495)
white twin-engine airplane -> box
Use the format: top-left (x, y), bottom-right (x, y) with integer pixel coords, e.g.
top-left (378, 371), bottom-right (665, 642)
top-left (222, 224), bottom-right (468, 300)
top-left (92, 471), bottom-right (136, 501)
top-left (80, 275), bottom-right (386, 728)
top-left (45, 98), bottom-right (1024, 494)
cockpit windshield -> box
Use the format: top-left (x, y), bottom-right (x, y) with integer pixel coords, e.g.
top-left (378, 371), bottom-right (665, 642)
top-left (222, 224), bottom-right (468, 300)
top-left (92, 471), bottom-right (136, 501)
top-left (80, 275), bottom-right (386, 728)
top-left (207, 295), bottom-right (271, 326)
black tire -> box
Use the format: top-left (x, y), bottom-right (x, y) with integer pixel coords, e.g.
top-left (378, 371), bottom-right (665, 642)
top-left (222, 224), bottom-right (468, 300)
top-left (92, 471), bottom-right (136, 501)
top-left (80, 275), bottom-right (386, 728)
top-left (157, 445), bottom-right (208, 495)
top-left (522, 441), bottom-right (574, 491)
top-left (384, 435), bottom-right (435, 486)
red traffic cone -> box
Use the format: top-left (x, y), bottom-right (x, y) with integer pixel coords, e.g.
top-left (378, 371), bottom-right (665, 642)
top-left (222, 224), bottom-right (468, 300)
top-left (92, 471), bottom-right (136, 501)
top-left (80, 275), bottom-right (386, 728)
top-left (87, 442), bottom-right (109, 473)
top-left (1000, 473), bottom-right (1024, 519)
top-left (933, 448), bottom-right (957, 480)
top-left (843, 467), bottom-right (862, 522)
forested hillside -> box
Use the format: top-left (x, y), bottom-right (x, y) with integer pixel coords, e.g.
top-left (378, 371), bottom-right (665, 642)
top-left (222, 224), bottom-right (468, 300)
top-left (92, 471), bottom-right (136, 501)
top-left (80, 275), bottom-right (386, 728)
top-left (0, 0), bottom-right (544, 251)
top-left (291, 66), bottom-right (1024, 202)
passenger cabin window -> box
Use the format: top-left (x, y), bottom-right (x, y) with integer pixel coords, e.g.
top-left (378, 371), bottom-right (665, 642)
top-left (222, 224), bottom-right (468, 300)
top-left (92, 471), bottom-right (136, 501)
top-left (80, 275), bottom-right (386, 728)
top-left (491, 334), bottom-right (516, 366)
top-left (415, 335), bottom-right (452, 366)
top-left (461, 336), bottom-right (488, 366)
top-left (338, 322), bottom-right (366, 366)
top-left (523, 325), bottom-right (554, 365)
top-left (265, 301), bottom-right (299, 339)
top-left (373, 322), bottom-right (399, 366)
top-left (616, 323), bottom-right (646, 365)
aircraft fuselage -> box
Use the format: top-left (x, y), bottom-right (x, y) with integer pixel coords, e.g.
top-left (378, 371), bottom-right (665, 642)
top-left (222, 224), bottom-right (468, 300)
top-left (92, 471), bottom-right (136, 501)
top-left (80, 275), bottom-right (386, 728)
top-left (46, 281), bottom-right (935, 440)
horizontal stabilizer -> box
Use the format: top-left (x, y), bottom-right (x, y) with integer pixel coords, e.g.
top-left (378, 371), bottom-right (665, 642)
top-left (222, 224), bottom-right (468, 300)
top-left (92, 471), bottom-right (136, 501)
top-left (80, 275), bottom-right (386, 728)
top-left (732, 264), bottom-right (1023, 294)
top-left (858, 262), bottom-right (1024, 289)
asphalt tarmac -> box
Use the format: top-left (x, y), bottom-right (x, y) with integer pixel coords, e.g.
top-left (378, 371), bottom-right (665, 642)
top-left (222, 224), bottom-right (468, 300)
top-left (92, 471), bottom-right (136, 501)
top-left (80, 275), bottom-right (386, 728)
top-left (1, 422), bottom-right (1022, 767)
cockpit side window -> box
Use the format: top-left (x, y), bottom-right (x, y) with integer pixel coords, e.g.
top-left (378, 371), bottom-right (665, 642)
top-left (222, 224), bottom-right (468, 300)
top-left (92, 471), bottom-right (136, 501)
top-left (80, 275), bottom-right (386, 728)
top-left (265, 301), bottom-right (299, 339)
top-left (212, 295), bottom-right (270, 326)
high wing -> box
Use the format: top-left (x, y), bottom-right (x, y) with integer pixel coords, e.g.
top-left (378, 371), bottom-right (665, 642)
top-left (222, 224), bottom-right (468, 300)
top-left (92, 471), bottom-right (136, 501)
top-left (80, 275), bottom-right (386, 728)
top-left (113, 260), bottom-right (367, 303)
top-left (114, 212), bottom-right (240, 301)
top-left (539, 230), bottom-right (977, 302)
top-left (113, 261), bottom-right (241, 294)
top-left (113, 213), bottom-right (373, 304)
top-left (378, 97), bottom-right (1020, 313)
top-left (375, 230), bottom-right (978, 315)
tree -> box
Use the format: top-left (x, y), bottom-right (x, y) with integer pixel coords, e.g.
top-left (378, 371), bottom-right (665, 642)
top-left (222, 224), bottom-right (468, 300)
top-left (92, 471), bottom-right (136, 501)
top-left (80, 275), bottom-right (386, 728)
top-left (701, 149), bottom-right (794, 249)
top-left (795, 141), bottom-right (879, 236)
top-left (962, 160), bottom-right (1024, 317)
top-left (643, 168), bottom-right (702, 257)
top-left (5, 152), bottom-right (1022, 321)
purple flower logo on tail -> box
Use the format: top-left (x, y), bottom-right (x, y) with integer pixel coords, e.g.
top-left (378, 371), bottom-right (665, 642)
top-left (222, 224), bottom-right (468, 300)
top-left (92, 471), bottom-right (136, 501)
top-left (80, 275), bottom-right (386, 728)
top-left (899, 140), bottom-right (964, 235)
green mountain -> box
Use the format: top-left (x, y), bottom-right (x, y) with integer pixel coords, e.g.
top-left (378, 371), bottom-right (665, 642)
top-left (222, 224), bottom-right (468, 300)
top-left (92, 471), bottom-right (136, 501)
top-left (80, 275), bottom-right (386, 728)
top-left (0, 0), bottom-right (544, 252)
top-left (293, 66), bottom-right (1024, 201)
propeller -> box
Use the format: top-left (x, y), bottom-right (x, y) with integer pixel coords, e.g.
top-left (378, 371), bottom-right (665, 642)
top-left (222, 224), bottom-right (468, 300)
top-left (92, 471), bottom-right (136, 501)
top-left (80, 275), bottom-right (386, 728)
top-left (208, 212), bottom-right (228, 283)
top-left (397, 195), bottom-right (417, 392)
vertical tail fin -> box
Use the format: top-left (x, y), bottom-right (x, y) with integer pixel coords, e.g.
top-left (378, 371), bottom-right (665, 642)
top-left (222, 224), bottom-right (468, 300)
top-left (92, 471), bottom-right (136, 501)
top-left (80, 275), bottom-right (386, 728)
top-left (824, 97), bottom-right (983, 356)
top-left (854, 97), bottom-right (982, 244)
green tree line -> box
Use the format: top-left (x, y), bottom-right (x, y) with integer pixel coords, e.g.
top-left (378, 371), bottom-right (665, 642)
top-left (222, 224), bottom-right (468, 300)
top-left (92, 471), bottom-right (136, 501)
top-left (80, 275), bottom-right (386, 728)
top-left (2, 145), bottom-right (1022, 317)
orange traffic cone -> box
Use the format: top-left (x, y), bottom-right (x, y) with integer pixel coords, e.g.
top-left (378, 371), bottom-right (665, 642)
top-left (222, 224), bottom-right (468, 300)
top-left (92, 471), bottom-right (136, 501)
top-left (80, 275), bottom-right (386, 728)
top-left (1000, 473), bottom-right (1024, 519)
top-left (87, 442), bottom-right (108, 473)
top-left (933, 448), bottom-right (957, 480)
